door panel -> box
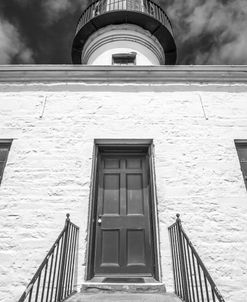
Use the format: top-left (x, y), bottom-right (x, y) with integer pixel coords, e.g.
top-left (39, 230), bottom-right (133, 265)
top-left (126, 173), bottom-right (144, 215)
top-left (127, 229), bottom-right (145, 266)
top-left (94, 155), bottom-right (153, 276)
top-left (101, 230), bottom-right (120, 267)
top-left (126, 158), bottom-right (142, 169)
top-left (103, 174), bottom-right (120, 215)
top-left (104, 158), bottom-right (120, 169)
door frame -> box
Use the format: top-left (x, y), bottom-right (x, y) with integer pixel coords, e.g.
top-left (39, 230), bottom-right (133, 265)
top-left (85, 139), bottom-right (162, 282)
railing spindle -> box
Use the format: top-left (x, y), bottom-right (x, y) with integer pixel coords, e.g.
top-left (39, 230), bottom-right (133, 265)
top-left (69, 225), bottom-right (76, 292)
top-left (192, 252), bottom-right (200, 302)
top-left (182, 235), bottom-right (192, 302)
top-left (197, 263), bottom-right (204, 302)
top-left (187, 240), bottom-right (196, 302)
top-left (69, 227), bottom-right (78, 294)
top-left (40, 262), bottom-right (48, 302)
top-left (55, 234), bottom-right (64, 301)
top-left (177, 215), bottom-right (189, 301)
top-left (45, 253), bottom-right (54, 302)
top-left (35, 275), bottom-right (41, 302)
top-left (50, 243), bottom-right (59, 302)
top-left (58, 215), bottom-right (70, 301)
top-left (174, 224), bottom-right (182, 297)
top-left (65, 223), bottom-right (73, 297)
top-left (169, 225), bottom-right (178, 295)
top-left (212, 289), bottom-right (216, 302)
top-left (204, 273), bottom-right (210, 302)
top-left (28, 287), bottom-right (33, 302)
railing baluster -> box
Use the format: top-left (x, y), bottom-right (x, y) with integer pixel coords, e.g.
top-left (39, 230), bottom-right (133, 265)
top-left (28, 286), bottom-right (33, 302)
top-left (212, 289), bottom-right (216, 302)
top-left (46, 253), bottom-right (54, 302)
top-left (170, 226), bottom-right (178, 296)
top-left (50, 243), bottom-right (59, 302)
top-left (65, 223), bottom-right (73, 297)
top-left (35, 275), bottom-right (41, 302)
top-left (55, 233), bottom-right (64, 301)
top-left (186, 240), bottom-right (196, 302)
top-left (182, 235), bottom-right (192, 302)
top-left (192, 251), bottom-right (200, 302)
top-left (58, 214), bottom-right (70, 301)
top-left (62, 230), bottom-right (69, 299)
top-left (173, 226), bottom-right (180, 296)
top-left (168, 215), bottom-right (225, 302)
top-left (177, 215), bottom-right (189, 302)
top-left (41, 261), bottom-right (48, 302)
top-left (68, 224), bottom-right (76, 296)
top-left (64, 225), bottom-right (70, 298)
top-left (69, 226), bottom-right (78, 294)
top-left (174, 224), bottom-right (182, 297)
top-left (67, 226), bottom-right (75, 293)
top-left (204, 273), bottom-right (210, 302)
top-left (157, 6), bottom-right (160, 22)
top-left (197, 263), bottom-right (204, 302)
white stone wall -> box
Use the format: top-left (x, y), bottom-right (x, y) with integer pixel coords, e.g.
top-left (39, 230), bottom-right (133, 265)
top-left (0, 82), bottom-right (247, 302)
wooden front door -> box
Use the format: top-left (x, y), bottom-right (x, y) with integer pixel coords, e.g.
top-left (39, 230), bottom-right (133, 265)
top-left (93, 153), bottom-right (154, 277)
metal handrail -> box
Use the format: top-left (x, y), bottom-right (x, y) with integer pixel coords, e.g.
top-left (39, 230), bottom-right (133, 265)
top-left (18, 214), bottom-right (79, 302)
top-left (75, 0), bottom-right (173, 35)
top-left (168, 214), bottom-right (225, 302)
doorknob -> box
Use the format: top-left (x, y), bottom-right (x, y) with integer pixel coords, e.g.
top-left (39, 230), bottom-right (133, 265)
top-left (97, 215), bottom-right (102, 225)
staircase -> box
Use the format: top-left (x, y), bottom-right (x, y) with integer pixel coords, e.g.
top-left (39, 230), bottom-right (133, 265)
top-left (65, 282), bottom-right (182, 302)
top-left (18, 214), bottom-right (225, 302)
top-left (65, 292), bottom-right (182, 302)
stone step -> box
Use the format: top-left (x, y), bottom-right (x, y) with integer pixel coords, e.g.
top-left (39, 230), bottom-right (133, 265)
top-left (65, 292), bottom-right (183, 302)
top-left (80, 282), bottom-right (166, 293)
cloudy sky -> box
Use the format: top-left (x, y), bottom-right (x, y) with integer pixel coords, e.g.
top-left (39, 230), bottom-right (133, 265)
top-left (0, 0), bottom-right (246, 64)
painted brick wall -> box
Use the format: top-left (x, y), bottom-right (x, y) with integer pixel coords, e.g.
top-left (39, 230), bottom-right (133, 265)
top-left (0, 82), bottom-right (247, 302)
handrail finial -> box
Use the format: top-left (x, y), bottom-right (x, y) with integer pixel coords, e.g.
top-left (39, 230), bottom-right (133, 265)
top-left (176, 213), bottom-right (180, 221)
top-left (66, 213), bottom-right (70, 221)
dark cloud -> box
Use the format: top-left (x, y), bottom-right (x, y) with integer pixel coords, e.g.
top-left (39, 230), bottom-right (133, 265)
top-left (41, 0), bottom-right (87, 25)
top-left (0, 0), bottom-right (246, 64)
top-left (0, 15), bottom-right (34, 64)
top-left (0, 0), bottom-right (87, 63)
top-left (161, 0), bottom-right (247, 64)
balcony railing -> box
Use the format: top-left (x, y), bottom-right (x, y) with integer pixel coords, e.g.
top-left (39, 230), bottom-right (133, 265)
top-left (18, 214), bottom-right (79, 302)
top-left (168, 214), bottom-right (225, 302)
top-left (76, 0), bottom-right (173, 35)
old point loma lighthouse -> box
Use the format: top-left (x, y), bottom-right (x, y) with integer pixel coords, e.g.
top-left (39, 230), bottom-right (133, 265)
top-left (0, 1), bottom-right (247, 302)
top-left (72, 0), bottom-right (176, 65)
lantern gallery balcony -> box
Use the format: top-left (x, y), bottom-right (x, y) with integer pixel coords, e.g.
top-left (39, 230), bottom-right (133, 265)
top-left (72, 0), bottom-right (177, 64)
top-left (76, 0), bottom-right (173, 35)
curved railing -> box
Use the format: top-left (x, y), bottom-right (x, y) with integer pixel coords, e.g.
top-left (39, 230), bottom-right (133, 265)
top-left (168, 214), bottom-right (225, 302)
top-left (75, 0), bottom-right (173, 35)
top-left (18, 214), bottom-right (79, 302)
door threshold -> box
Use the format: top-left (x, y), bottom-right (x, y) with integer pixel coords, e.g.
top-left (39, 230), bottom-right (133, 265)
top-left (89, 276), bottom-right (158, 283)
top-left (81, 281), bottom-right (166, 294)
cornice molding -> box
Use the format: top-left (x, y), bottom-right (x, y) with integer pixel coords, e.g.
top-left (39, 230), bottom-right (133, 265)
top-left (0, 65), bottom-right (247, 84)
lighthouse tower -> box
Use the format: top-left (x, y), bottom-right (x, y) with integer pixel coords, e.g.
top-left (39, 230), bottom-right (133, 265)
top-left (72, 0), bottom-right (176, 65)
